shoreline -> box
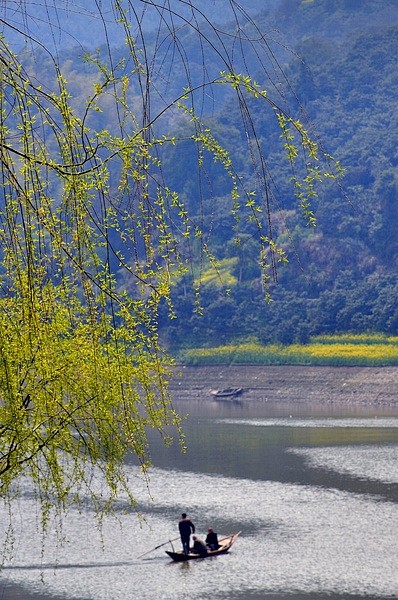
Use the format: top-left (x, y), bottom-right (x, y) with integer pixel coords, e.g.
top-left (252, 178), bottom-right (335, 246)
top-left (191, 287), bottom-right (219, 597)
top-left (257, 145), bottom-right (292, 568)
top-left (169, 364), bottom-right (398, 406)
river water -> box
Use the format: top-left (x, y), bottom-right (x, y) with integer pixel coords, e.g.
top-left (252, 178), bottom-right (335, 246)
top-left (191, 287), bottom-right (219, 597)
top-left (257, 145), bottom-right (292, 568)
top-left (1, 398), bottom-right (398, 600)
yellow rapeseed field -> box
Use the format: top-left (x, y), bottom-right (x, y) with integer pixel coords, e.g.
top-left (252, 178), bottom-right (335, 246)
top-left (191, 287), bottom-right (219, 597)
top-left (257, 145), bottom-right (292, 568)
top-left (182, 335), bottom-right (398, 365)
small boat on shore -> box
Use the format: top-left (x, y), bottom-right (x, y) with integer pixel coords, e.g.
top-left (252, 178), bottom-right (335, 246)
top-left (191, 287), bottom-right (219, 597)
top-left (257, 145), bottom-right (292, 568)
top-left (165, 532), bottom-right (240, 562)
top-left (210, 387), bottom-right (243, 398)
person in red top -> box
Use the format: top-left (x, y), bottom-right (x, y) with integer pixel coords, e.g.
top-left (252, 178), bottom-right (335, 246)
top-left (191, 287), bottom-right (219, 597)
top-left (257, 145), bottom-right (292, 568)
top-left (178, 513), bottom-right (195, 554)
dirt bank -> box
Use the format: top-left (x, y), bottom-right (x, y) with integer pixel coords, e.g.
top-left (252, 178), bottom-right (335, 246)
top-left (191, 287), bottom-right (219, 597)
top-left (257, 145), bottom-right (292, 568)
top-left (169, 365), bottom-right (398, 406)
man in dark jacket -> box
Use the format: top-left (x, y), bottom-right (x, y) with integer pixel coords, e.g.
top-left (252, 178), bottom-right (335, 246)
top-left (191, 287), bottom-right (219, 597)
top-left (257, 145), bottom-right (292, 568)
top-left (205, 527), bottom-right (219, 550)
top-left (178, 513), bottom-right (195, 554)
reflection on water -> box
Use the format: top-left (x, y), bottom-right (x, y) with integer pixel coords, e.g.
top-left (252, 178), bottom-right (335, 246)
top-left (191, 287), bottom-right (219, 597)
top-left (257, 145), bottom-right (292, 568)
top-left (1, 400), bottom-right (398, 600)
top-left (143, 404), bottom-right (398, 504)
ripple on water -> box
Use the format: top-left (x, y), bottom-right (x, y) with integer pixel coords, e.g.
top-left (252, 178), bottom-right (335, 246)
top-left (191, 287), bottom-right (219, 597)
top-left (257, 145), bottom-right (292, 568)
top-left (1, 462), bottom-right (398, 599)
top-left (290, 444), bottom-right (398, 484)
top-left (216, 417), bottom-right (398, 429)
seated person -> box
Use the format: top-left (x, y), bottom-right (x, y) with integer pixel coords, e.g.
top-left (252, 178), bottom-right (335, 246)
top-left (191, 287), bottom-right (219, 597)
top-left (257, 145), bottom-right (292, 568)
top-left (205, 527), bottom-right (219, 550)
top-left (192, 535), bottom-right (208, 556)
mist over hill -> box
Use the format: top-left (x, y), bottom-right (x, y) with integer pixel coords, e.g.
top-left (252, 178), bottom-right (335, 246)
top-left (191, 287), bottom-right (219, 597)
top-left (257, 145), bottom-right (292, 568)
top-left (1, 0), bottom-right (271, 51)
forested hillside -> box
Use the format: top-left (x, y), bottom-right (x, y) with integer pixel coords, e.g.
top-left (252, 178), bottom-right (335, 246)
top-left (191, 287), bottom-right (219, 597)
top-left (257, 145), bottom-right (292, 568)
top-left (158, 0), bottom-right (398, 349)
top-left (3, 0), bottom-right (398, 349)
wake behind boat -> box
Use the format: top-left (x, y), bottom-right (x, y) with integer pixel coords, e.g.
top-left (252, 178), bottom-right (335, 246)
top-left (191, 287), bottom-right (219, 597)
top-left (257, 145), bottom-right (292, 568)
top-left (165, 532), bottom-right (240, 562)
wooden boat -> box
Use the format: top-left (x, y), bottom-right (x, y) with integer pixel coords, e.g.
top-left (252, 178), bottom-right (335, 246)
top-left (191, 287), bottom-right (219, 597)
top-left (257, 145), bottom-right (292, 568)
top-left (165, 532), bottom-right (240, 562)
top-left (210, 387), bottom-right (243, 398)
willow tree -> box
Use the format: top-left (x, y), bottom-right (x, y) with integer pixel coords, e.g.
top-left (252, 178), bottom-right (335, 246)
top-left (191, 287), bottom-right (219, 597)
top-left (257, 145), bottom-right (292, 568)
top-left (0, 1), bottom-right (341, 529)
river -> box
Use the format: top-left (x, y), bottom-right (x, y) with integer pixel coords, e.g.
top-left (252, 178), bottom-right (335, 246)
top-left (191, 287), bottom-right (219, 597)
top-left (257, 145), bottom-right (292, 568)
top-left (1, 396), bottom-right (398, 599)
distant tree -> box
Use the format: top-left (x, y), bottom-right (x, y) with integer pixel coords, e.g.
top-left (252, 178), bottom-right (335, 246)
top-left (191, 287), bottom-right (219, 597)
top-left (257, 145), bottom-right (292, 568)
top-left (0, 0), bottom-right (339, 533)
top-left (369, 170), bottom-right (398, 260)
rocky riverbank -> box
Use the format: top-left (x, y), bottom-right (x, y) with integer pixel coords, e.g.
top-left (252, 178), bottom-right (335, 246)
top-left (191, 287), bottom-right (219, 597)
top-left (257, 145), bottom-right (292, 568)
top-left (169, 365), bottom-right (398, 406)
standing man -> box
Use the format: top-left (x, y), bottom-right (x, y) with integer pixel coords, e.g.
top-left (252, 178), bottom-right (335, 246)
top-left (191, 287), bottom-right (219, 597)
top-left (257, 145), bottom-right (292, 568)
top-left (178, 513), bottom-right (195, 554)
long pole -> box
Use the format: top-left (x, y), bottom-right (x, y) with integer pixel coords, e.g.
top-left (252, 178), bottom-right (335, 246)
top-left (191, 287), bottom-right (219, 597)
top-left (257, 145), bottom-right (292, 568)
top-left (137, 537), bottom-right (180, 559)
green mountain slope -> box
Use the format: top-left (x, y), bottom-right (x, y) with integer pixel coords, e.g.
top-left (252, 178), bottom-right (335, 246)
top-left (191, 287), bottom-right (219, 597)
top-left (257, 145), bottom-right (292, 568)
top-left (156, 1), bottom-right (398, 348)
top-left (2, 0), bottom-right (398, 348)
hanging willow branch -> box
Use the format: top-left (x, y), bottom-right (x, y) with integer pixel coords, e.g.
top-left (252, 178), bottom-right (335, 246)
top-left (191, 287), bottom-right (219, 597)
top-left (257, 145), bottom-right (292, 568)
top-left (0, 0), bottom-right (342, 531)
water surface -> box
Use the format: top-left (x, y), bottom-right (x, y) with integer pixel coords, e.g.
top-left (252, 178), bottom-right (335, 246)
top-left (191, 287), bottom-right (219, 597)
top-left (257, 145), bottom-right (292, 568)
top-left (1, 398), bottom-right (398, 599)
